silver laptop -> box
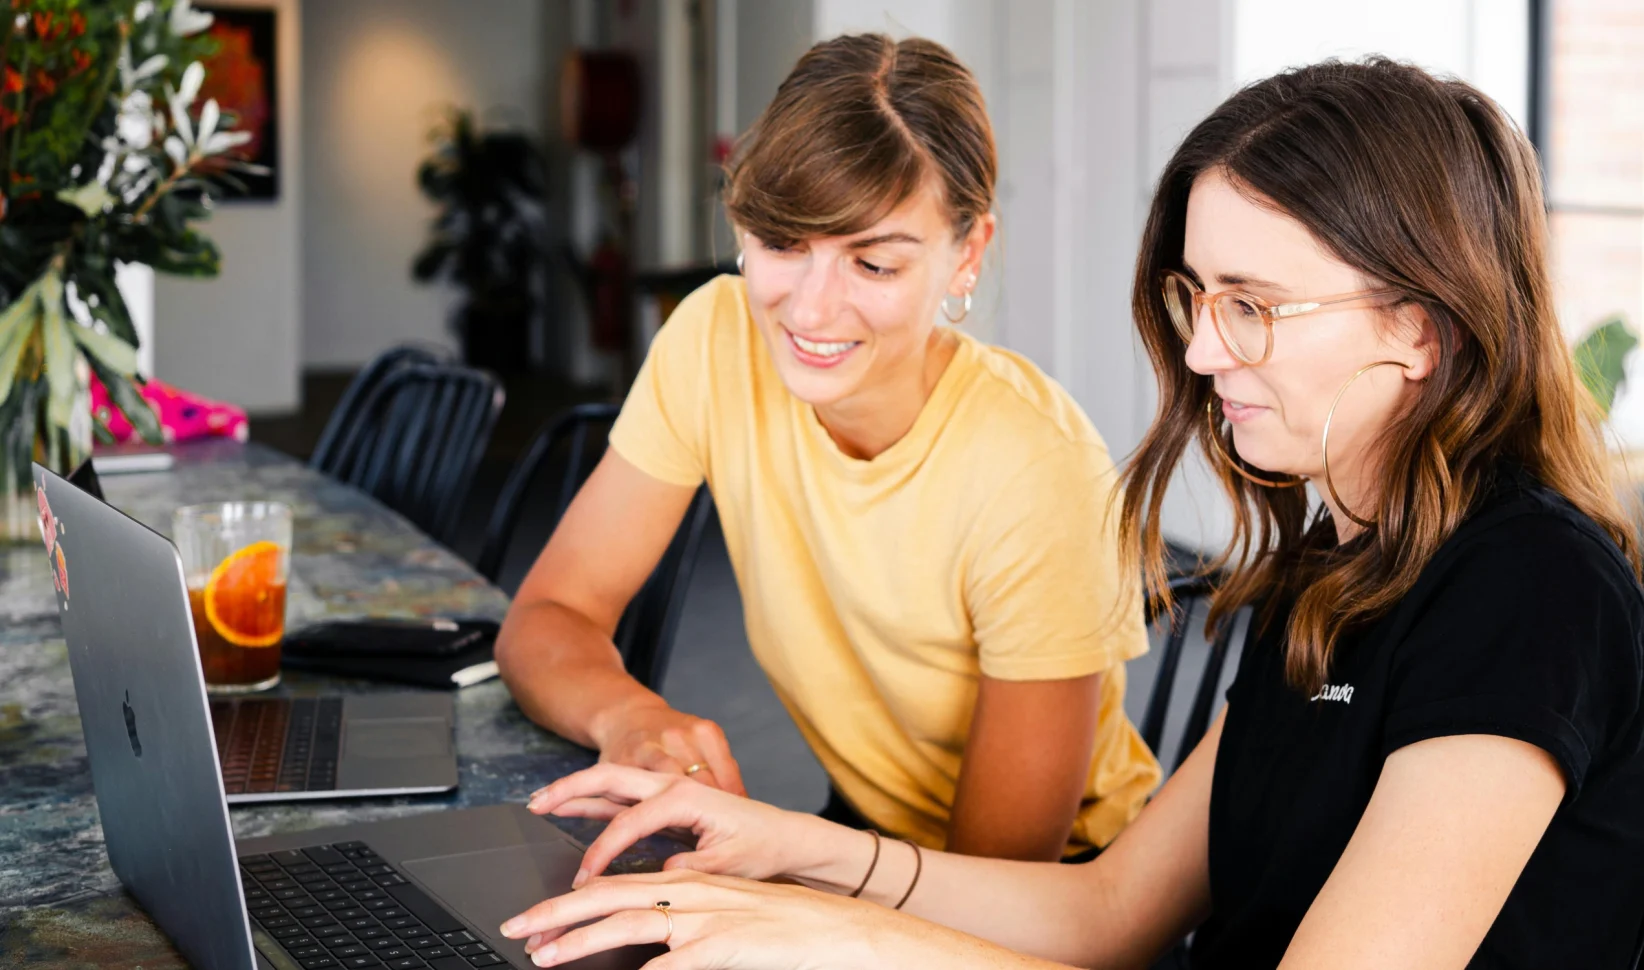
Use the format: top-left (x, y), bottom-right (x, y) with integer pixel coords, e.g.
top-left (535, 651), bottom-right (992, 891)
top-left (61, 455), bottom-right (458, 803)
top-left (35, 464), bottom-right (656, 970)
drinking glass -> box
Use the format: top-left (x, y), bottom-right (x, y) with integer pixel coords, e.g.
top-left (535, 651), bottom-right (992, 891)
top-left (173, 501), bottom-right (292, 693)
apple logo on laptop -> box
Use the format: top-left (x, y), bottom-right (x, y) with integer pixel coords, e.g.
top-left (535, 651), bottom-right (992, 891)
top-left (123, 691), bottom-right (142, 758)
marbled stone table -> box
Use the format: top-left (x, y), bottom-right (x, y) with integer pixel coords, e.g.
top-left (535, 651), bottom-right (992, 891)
top-left (0, 441), bottom-right (671, 967)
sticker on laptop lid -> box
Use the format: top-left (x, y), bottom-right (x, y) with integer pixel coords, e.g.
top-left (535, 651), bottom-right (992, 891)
top-left (37, 481), bottom-right (68, 605)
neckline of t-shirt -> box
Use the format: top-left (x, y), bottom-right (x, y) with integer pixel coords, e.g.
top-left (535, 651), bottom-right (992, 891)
top-left (800, 328), bottom-right (980, 476)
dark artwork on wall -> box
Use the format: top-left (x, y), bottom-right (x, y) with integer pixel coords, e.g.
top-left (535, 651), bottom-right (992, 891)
top-left (198, 6), bottom-right (279, 201)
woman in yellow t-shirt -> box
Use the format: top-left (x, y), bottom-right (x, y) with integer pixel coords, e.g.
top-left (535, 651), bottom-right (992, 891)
top-left (494, 32), bottom-right (1158, 861)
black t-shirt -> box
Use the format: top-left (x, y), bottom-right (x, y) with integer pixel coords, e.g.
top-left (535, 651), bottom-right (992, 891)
top-left (1192, 469), bottom-right (1644, 969)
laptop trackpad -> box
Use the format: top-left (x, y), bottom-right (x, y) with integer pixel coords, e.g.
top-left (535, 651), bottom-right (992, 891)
top-left (402, 844), bottom-right (661, 969)
top-left (344, 718), bottom-right (451, 758)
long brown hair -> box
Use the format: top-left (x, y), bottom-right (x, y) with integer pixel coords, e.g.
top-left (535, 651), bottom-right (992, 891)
top-left (1120, 58), bottom-right (1642, 692)
top-left (723, 33), bottom-right (996, 243)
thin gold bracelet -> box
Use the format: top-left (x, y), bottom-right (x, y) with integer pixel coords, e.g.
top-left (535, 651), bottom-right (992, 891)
top-left (893, 839), bottom-right (923, 910)
top-left (848, 829), bottom-right (881, 898)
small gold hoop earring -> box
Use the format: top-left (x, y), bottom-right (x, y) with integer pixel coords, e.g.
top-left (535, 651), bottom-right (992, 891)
top-left (941, 291), bottom-right (971, 323)
top-left (1204, 398), bottom-right (1306, 489)
top-left (1321, 360), bottom-right (1407, 529)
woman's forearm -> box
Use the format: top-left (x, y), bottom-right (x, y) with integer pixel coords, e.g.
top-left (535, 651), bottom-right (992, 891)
top-left (787, 819), bottom-right (1122, 967)
top-left (868, 910), bottom-right (1088, 970)
top-left (784, 717), bottom-right (1223, 969)
top-left (494, 599), bottom-right (663, 749)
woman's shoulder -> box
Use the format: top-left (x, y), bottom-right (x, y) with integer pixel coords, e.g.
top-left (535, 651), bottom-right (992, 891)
top-left (662, 274), bottom-right (753, 336)
top-left (1398, 469), bottom-right (1644, 667)
top-left (1441, 469), bottom-right (1640, 587)
top-left (650, 275), bottom-right (760, 366)
top-left (1372, 470), bottom-right (1644, 789)
top-left (951, 335), bottom-right (1110, 464)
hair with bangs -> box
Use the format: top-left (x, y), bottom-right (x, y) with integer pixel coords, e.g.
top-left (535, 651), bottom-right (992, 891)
top-left (1119, 58), bottom-right (1642, 693)
top-left (724, 33), bottom-right (996, 245)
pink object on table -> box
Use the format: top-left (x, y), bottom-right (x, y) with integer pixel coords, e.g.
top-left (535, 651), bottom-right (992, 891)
top-left (89, 374), bottom-right (250, 444)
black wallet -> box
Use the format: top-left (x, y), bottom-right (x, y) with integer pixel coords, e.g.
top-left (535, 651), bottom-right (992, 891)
top-left (281, 618), bottom-right (501, 689)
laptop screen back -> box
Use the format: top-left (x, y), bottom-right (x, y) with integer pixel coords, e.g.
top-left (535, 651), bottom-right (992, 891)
top-left (33, 464), bottom-right (257, 970)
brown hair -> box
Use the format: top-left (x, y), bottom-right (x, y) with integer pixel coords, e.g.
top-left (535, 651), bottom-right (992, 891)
top-left (724, 33), bottom-right (996, 243)
top-left (1120, 58), bottom-right (1642, 692)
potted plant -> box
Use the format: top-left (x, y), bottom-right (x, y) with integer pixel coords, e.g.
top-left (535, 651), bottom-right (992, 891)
top-left (411, 108), bottom-right (551, 373)
top-left (0, 0), bottom-right (259, 542)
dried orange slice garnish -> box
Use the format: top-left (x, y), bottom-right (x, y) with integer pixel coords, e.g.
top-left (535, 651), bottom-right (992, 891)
top-left (203, 541), bottom-right (285, 648)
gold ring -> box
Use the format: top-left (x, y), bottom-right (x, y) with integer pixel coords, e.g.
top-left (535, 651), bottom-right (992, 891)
top-left (683, 763), bottom-right (708, 776)
top-left (654, 900), bottom-right (674, 945)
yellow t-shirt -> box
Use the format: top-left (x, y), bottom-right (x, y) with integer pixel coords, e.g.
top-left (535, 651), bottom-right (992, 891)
top-left (609, 275), bottom-right (1160, 853)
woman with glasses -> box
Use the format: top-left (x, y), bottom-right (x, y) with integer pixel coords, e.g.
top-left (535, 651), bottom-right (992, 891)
top-left (495, 33), bottom-right (1160, 866)
top-left (499, 57), bottom-right (1644, 969)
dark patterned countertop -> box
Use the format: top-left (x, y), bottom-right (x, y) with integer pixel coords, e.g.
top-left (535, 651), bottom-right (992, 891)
top-left (0, 441), bottom-right (672, 967)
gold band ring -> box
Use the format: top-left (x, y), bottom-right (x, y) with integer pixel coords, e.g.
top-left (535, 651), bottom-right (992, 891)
top-left (683, 763), bottom-right (708, 776)
top-left (654, 900), bottom-right (674, 945)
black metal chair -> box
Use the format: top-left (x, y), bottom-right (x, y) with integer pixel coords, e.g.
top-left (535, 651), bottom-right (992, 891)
top-left (309, 344), bottom-right (450, 473)
top-left (476, 403), bottom-right (714, 691)
top-left (1140, 573), bottom-right (1241, 774)
top-left (321, 362), bottom-right (505, 546)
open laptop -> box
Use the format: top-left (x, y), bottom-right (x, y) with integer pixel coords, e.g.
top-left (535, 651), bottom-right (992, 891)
top-left (35, 464), bottom-right (657, 970)
top-left (62, 457), bottom-right (459, 803)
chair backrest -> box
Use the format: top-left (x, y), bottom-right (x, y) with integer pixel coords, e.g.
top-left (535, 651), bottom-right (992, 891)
top-left (310, 344), bottom-right (450, 473)
top-left (476, 403), bottom-right (713, 691)
top-left (1140, 572), bottom-right (1243, 774)
top-left (323, 362), bottom-right (505, 545)
top-left (614, 488), bottom-right (714, 689)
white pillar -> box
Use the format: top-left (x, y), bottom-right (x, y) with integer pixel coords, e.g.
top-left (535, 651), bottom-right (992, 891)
top-left (657, 0), bottom-right (696, 267)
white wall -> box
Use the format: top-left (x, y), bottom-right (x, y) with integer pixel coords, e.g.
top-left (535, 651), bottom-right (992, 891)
top-left (1138, 0), bottom-right (1242, 550)
top-left (300, 0), bottom-right (546, 369)
top-left (815, 0), bottom-right (953, 41)
top-left (152, 0), bottom-right (302, 414)
top-left (807, 0), bottom-right (1003, 343)
top-left (1234, 0), bottom-right (1530, 127)
top-left (734, 0), bottom-right (818, 137)
top-left (705, 0), bottom-right (817, 324)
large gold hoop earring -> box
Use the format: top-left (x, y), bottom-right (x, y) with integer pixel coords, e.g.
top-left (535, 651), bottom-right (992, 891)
top-left (1205, 398), bottom-right (1306, 489)
top-left (1321, 360), bottom-right (1407, 529)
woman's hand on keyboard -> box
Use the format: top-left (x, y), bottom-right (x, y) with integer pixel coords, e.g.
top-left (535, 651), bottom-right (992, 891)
top-left (526, 764), bottom-right (865, 892)
top-left (501, 870), bottom-right (989, 970)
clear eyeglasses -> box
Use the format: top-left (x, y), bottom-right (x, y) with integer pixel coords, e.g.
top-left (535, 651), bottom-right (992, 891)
top-left (1161, 269), bottom-right (1401, 366)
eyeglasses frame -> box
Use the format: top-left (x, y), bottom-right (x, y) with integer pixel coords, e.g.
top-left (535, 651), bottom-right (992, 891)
top-left (1161, 269), bottom-right (1403, 366)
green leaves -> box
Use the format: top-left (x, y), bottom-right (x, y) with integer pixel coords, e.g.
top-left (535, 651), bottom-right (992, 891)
top-left (57, 181), bottom-right (116, 217)
top-left (0, 264), bottom-right (159, 451)
top-left (1574, 316), bottom-right (1637, 417)
top-left (38, 271), bottom-right (77, 432)
top-left (1, 0), bottom-right (248, 478)
top-left (69, 310), bottom-right (138, 375)
top-left (0, 275), bottom-right (43, 408)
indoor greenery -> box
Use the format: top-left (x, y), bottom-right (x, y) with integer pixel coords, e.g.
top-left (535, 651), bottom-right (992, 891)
top-left (1574, 314), bottom-right (1636, 418)
top-left (412, 107), bottom-right (550, 373)
top-left (0, 0), bottom-right (258, 540)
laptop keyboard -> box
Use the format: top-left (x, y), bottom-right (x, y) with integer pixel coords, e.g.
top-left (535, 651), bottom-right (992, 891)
top-left (211, 697), bottom-right (343, 794)
top-left (242, 841), bottom-right (506, 969)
